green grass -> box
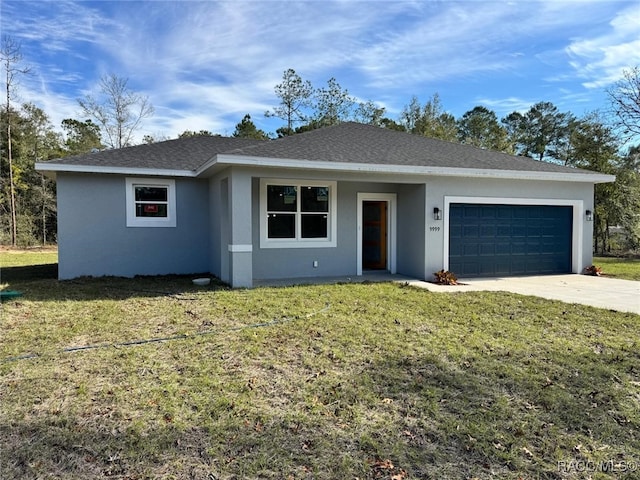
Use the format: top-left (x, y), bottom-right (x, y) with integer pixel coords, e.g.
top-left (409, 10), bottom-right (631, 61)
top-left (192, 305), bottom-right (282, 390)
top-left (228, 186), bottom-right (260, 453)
top-left (1, 250), bottom-right (640, 479)
top-left (594, 256), bottom-right (640, 281)
top-left (0, 247), bottom-right (58, 268)
top-left (0, 248), bottom-right (58, 284)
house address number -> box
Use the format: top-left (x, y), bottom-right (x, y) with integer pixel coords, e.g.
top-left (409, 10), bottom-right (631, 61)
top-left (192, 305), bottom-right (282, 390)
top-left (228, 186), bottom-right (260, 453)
top-left (429, 226), bottom-right (441, 232)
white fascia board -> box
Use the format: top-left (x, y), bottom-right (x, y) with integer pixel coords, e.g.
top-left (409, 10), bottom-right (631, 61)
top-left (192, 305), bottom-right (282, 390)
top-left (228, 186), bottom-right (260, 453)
top-left (34, 162), bottom-right (195, 178)
top-left (214, 155), bottom-right (616, 184)
top-left (36, 156), bottom-right (616, 185)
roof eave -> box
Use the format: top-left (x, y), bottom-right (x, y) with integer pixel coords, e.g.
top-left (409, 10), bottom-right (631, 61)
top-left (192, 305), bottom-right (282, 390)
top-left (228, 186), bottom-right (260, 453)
top-left (35, 155), bottom-right (616, 185)
top-left (34, 162), bottom-right (196, 178)
top-left (215, 155), bottom-right (616, 183)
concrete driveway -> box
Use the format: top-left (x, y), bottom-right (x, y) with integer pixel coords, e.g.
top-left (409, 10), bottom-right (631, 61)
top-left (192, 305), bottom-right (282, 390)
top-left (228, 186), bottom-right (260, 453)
top-left (257, 272), bottom-right (639, 315)
top-left (412, 274), bottom-right (640, 315)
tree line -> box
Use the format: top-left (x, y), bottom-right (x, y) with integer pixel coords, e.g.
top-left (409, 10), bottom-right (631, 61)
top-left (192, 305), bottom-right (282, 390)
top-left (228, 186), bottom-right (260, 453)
top-left (1, 35), bottom-right (639, 252)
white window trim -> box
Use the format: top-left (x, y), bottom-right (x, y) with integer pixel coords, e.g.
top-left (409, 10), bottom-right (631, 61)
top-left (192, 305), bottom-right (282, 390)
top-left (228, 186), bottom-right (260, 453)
top-left (126, 177), bottom-right (177, 228)
top-left (260, 178), bottom-right (337, 249)
top-left (442, 196), bottom-right (583, 274)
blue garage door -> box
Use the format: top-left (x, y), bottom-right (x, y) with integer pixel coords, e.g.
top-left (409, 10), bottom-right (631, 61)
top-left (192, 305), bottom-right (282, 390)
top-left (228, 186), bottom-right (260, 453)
top-left (449, 204), bottom-right (572, 277)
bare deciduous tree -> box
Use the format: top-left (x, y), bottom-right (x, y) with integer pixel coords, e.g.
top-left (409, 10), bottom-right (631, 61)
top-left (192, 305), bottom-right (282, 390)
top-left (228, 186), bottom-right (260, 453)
top-left (607, 65), bottom-right (640, 138)
top-left (78, 74), bottom-right (154, 149)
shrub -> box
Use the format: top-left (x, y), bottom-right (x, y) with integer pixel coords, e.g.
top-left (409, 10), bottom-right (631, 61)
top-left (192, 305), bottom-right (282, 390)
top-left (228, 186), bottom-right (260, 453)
top-left (433, 269), bottom-right (458, 285)
top-left (583, 265), bottom-right (603, 276)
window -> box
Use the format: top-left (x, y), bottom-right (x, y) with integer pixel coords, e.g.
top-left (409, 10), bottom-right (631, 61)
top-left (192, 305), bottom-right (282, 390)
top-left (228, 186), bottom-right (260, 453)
top-left (126, 178), bottom-right (176, 227)
top-left (260, 179), bottom-right (337, 248)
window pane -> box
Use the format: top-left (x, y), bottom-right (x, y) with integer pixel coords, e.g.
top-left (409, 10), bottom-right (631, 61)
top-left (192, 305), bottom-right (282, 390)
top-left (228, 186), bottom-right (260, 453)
top-left (268, 214), bottom-right (295, 238)
top-left (301, 214), bottom-right (327, 238)
top-left (135, 186), bottom-right (168, 202)
top-left (301, 186), bottom-right (328, 212)
top-left (136, 203), bottom-right (168, 218)
top-left (267, 185), bottom-right (297, 212)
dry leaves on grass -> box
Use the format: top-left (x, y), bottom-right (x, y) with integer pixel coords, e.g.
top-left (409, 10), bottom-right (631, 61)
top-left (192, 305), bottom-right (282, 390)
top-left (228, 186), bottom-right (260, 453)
top-left (369, 458), bottom-right (408, 479)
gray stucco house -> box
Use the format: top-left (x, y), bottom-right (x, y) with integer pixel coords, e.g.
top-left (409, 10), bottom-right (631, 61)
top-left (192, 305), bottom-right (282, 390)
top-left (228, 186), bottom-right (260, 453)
top-left (36, 122), bottom-right (614, 288)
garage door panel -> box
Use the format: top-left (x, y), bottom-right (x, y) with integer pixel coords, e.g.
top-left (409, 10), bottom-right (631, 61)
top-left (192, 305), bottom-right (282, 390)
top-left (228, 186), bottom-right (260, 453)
top-left (497, 226), bottom-right (511, 237)
top-left (480, 225), bottom-right (496, 236)
top-left (463, 225), bottom-right (479, 237)
top-left (479, 243), bottom-right (495, 255)
top-left (527, 223), bottom-right (544, 234)
top-left (449, 243), bottom-right (462, 256)
top-left (511, 242), bottom-right (527, 255)
top-left (449, 260), bottom-right (476, 276)
top-left (527, 241), bottom-right (542, 254)
top-left (511, 259), bottom-right (526, 274)
top-left (513, 209), bottom-right (528, 219)
top-left (496, 207), bottom-right (511, 219)
top-left (494, 260), bottom-right (512, 275)
top-left (511, 225), bottom-right (527, 236)
top-left (495, 243), bottom-right (510, 255)
top-left (481, 206), bottom-right (497, 218)
top-left (478, 263), bottom-right (497, 276)
top-left (465, 206), bottom-right (481, 217)
top-left (449, 204), bottom-right (572, 277)
top-left (463, 244), bottom-right (479, 255)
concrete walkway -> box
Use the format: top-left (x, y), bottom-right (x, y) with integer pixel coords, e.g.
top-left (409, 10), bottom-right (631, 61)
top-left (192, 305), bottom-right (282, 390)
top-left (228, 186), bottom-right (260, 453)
top-left (407, 274), bottom-right (640, 315)
top-left (257, 273), bottom-right (640, 315)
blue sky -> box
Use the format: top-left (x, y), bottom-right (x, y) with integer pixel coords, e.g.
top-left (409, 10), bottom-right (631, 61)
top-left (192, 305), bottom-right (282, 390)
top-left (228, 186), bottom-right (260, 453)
top-left (2, 0), bottom-right (639, 142)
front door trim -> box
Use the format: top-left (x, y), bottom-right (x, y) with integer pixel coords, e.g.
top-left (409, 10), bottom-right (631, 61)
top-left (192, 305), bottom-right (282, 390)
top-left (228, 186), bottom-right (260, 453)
top-left (357, 193), bottom-right (397, 276)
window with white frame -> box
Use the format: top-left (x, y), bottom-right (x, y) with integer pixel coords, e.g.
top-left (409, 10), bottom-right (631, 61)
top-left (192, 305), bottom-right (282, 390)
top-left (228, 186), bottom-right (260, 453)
top-left (260, 179), bottom-right (337, 248)
top-left (125, 178), bottom-right (176, 227)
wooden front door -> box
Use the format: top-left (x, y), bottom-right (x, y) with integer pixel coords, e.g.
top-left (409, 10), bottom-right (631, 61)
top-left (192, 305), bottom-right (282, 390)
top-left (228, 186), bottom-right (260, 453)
top-left (362, 201), bottom-right (387, 270)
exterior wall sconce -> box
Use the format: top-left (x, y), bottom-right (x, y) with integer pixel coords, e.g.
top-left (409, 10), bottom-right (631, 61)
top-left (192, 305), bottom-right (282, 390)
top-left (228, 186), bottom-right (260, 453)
top-left (585, 210), bottom-right (593, 221)
top-left (433, 207), bottom-right (442, 220)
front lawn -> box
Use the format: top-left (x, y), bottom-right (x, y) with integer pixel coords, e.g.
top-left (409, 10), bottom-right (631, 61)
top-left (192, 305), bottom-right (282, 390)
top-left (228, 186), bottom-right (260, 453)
top-left (1, 252), bottom-right (639, 479)
top-left (594, 256), bottom-right (640, 281)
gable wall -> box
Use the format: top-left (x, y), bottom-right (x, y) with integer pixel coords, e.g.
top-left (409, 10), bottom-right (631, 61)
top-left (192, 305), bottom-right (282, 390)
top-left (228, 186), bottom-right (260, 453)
top-left (56, 173), bottom-right (211, 279)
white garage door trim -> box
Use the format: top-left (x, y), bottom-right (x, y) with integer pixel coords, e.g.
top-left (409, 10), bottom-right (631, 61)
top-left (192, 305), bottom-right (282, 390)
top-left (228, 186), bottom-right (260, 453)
top-left (443, 196), bottom-right (584, 275)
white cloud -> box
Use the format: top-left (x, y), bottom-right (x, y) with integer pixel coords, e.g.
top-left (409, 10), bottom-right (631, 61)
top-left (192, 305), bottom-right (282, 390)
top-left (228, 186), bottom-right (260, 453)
top-left (475, 97), bottom-right (535, 116)
top-left (565, 3), bottom-right (640, 88)
top-left (20, 84), bottom-right (79, 130)
top-left (5, 0), bottom-right (120, 55)
top-left (352, 1), bottom-right (613, 90)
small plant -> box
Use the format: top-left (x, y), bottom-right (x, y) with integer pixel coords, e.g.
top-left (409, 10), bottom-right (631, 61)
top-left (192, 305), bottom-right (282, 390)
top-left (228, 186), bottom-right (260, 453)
top-left (583, 265), bottom-right (603, 276)
top-left (433, 269), bottom-right (458, 285)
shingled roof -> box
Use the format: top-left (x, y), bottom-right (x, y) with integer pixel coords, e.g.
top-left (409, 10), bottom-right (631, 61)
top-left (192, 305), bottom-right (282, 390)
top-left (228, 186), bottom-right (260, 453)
top-left (37, 122), bottom-right (610, 180)
top-left (43, 135), bottom-right (265, 171)
top-left (221, 122), bottom-right (596, 176)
